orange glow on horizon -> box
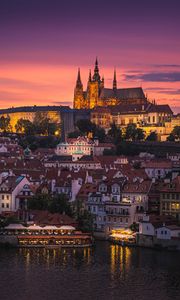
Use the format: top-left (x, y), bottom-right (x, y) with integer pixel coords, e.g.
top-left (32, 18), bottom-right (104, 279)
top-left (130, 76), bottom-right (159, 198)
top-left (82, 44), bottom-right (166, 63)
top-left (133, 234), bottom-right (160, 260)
top-left (0, 63), bottom-right (179, 113)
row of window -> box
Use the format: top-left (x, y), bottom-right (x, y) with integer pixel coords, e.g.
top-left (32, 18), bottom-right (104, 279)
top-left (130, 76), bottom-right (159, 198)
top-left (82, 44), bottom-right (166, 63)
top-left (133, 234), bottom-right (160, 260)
top-left (1, 195), bottom-right (10, 200)
top-left (162, 193), bottom-right (179, 200)
top-left (1, 203), bottom-right (9, 208)
top-left (162, 202), bottom-right (180, 211)
top-left (94, 216), bottom-right (128, 223)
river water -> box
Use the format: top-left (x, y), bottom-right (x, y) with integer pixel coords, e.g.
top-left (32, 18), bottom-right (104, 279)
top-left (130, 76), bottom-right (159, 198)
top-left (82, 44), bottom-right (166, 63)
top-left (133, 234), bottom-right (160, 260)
top-left (0, 242), bottom-right (180, 300)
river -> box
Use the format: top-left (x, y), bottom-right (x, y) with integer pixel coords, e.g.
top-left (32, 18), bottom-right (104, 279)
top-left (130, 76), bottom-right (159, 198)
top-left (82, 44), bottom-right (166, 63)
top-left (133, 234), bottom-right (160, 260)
top-left (0, 242), bottom-right (180, 300)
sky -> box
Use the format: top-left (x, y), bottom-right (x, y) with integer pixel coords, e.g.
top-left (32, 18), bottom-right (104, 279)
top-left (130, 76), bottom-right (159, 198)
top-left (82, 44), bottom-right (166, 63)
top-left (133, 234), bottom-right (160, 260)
top-left (0, 0), bottom-right (180, 113)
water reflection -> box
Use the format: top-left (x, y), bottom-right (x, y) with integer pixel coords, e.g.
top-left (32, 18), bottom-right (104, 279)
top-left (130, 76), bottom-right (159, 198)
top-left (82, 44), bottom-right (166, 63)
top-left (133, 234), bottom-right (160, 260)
top-left (19, 246), bottom-right (93, 270)
top-left (0, 243), bottom-right (180, 300)
top-left (110, 245), bottom-right (131, 280)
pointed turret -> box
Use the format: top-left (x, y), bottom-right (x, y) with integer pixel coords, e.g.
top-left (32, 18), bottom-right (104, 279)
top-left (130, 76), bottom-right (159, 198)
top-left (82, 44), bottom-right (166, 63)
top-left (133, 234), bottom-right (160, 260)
top-left (113, 69), bottom-right (117, 90)
top-left (76, 68), bottom-right (83, 87)
top-left (93, 57), bottom-right (101, 82)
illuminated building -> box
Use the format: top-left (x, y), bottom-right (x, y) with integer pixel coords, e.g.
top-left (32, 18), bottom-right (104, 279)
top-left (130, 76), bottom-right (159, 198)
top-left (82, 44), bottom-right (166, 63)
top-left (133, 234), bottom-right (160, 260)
top-left (159, 176), bottom-right (180, 220)
top-left (55, 136), bottom-right (113, 160)
top-left (0, 106), bottom-right (90, 138)
top-left (74, 58), bottom-right (147, 109)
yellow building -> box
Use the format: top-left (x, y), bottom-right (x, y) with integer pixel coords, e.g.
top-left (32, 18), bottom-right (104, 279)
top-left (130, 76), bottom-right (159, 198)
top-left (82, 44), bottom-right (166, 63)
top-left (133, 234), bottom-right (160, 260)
top-left (1, 109), bottom-right (61, 132)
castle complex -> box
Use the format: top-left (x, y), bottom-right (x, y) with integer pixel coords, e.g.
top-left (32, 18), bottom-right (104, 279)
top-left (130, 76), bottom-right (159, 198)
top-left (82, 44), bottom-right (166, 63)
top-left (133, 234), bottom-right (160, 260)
top-left (74, 58), bottom-right (147, 109)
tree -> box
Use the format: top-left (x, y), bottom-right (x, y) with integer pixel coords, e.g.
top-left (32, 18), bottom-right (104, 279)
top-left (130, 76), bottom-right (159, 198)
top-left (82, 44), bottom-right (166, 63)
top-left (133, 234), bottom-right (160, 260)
top-left (15, 119), bottom-right (35, 135)
top-left (28, 194), bottom-right (50, 210)
top-left (76, 210), bottom-right (94, 232)
top-left (93, 126), bottom-right (106, 142)
top-left (171, 126), bottom-right (180, 141)
top-left (68, 130), bottom-right (83, 138)
top-left (125, 124), bottom-right (145, 141)
top-left (167, 133), bottom-right (175, 142)
top-left (146, 131), bottom-right (158, 141)
top-left (47, 122), bottom-right (59, 135)
top-left (33, 111), bottom-right (50, 135)
top-left (0, 115), bottom-right (12, 133)
top-left (28, 194), bottom-right (73, 216)
top-left (76, 119), bottom-right (96, 135)
top-left (124, 123), bottom-right (137, 141)
top-left (48, 194), bottom-right (73, 216)
top-left (108, 122), bottom-right (122, 144)
top-left (135, 128), bottom-right (145, 141)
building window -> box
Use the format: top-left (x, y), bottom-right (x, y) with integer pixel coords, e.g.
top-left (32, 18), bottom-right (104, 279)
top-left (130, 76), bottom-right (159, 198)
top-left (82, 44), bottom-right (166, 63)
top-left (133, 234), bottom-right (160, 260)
top-left (2, 203), bottom-right (4, 208)
top-left (6, 203), bottom-right (9, 208)
top-left (2, 195), bottom-right (4, 200)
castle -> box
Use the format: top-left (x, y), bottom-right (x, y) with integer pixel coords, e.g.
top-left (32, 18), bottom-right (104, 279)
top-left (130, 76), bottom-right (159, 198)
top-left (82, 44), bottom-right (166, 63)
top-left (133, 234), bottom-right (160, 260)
top-left (73, 58), bottom-right (147, 109)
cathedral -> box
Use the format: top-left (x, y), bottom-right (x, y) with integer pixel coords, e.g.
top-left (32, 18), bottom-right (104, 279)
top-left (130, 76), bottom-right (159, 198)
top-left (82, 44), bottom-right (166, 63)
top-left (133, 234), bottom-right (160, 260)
top-left (73, 58), bottom-right (147, 110)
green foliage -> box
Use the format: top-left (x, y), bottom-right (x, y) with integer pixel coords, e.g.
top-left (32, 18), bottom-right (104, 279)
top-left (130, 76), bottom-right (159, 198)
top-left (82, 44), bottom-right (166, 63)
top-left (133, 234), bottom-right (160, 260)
top-left (18, 134), bottom-right (60, 150)
top-left (103, 148), bottom-right (116, 156)
top-left (71, 119), bottom-right (106, 142)
top-left (15, 111), bottom-right (59, 137)
top-left (130, 222), bottom-right (139, 232)
top-left (93, 126), bottom-right (106, 142)
top-left (116, 141), bottom-right (140, 156)
top-left (72, 199), bottom-right (93, 232)
top-left (68, 130), bottom-right (83, 138)
top-left (125, 123), bottom-right (145, 141)
top-left (168, 126), bottom-right (180, 141)
top-left (28, 194), bottom-right (73, 216)
top-left (108, 122), bottom-right (122, 144)
top-left (167, 133), bottom-right (175, 142)
top-left (76, 210), bottom-right (94, 232)
top-left (76, 119), bottom-right (96, 135)
top-left (146, 131), bottom-right (158, 141)
top-left (15, 119), bottom-right (35, 135)
top-left (0, 115), bottom-right (12, 133)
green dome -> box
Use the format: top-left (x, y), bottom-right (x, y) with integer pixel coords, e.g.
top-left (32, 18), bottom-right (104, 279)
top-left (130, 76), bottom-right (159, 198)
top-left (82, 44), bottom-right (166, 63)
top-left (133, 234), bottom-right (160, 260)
top-left (24, 147), bottom-right (31, 156)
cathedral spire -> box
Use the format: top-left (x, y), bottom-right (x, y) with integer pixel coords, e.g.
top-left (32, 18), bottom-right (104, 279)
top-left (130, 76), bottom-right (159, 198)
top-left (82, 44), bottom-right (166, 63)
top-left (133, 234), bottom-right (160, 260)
top-left (113, 69), bottom-right (117, 90)
top-left (76, 68), bottom-right (82, 87)
top-left (93, 57), bottom-right (100, 82)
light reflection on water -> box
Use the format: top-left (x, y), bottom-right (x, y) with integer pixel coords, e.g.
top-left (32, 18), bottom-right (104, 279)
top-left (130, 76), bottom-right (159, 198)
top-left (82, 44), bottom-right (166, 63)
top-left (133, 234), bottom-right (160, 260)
top-left (0, 242), bottom-right (180, 300)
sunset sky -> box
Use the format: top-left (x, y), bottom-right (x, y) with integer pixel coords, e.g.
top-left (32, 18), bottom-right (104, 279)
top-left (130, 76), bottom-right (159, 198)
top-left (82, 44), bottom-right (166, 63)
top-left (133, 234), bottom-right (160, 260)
top-left (0, 0), bottom-right (180, 113)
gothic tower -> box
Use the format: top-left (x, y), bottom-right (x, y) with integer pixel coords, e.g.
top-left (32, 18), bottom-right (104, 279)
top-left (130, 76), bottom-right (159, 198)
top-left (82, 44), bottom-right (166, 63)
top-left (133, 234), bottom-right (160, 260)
top-left (74, 68), bottom-right (85, 109)
top-left (87, 58), bottom-right (103, 109)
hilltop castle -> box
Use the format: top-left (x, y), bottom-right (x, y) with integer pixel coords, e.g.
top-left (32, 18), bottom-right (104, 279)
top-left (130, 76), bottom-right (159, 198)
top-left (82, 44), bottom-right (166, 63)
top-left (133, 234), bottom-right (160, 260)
top-left (73, 58), bottom-right (147, 109)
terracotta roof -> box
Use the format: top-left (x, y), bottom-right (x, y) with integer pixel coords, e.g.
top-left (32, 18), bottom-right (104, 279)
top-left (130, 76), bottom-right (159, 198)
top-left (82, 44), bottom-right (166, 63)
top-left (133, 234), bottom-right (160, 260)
top-left (0, 175), bottom-right (26, 192)
top-left (29, 210), bottom-right (77, 226)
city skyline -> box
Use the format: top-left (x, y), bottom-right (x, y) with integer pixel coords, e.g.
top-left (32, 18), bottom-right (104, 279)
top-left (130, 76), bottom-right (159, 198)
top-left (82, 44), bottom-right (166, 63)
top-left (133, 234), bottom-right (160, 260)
top-left (0, 0), bottom-right (180, 113)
